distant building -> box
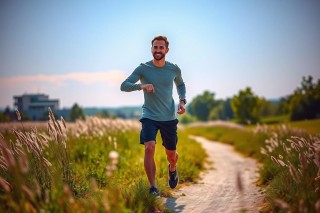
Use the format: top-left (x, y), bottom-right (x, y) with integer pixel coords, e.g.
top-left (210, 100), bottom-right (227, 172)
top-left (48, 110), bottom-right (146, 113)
top-left (14, 94), bottom-right (60, 121)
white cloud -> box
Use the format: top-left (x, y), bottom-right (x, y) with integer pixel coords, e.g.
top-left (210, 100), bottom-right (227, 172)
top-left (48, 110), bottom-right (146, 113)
top-left (0, 71), bottom-right (126, 86)
top-left (0, 71), bottom-right (144, 107)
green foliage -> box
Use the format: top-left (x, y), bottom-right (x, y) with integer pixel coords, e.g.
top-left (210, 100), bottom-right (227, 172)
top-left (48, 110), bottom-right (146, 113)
top-left (287, 76), bottom-right (320, 121)
top-left (288, 118), bottom-right (320, 135)
top-left (0, 116), bottom-right (206, 212)
top-left (231, 87), bottom-right (263, 124)
top-left (187, 120), bottom-right (320, 212)
top-left (209, 98), bottom-right (234, 120)
top-left (260, 114), bottom-right (289, 124)
top-left (188, 91), bottom-right (217, 121)
top-left (260, 99), bottom-right (278, 117)
top-left (178, 112), bottom-right (198, 124)
top-left (0, 112), bottom-right (10, 122)
top-left (69, 103), bottom-right (85, 121)
top-left (186, 125), bottom-right (267, 160)
top-left (96, 110), bottom-right (113, 118)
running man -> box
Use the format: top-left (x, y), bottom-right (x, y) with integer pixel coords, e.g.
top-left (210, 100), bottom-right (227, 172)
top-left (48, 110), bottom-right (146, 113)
top-left (120, 35), bottom-right (186, 195)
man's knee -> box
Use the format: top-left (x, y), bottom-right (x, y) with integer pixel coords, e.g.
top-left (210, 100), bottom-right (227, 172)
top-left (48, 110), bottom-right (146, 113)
top-left (144, 141), bottom-right (155, 155)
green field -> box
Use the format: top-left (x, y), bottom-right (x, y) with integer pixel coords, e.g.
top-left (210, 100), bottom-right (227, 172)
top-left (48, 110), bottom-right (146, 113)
top-left (0, 115), bottom-right (206, 213)
top-left (186, 118), bottom-right (320, 212)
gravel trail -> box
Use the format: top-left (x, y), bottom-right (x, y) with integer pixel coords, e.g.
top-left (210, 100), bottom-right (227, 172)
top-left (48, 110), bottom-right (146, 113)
top-left (164, 136), bottom-right (264, 213)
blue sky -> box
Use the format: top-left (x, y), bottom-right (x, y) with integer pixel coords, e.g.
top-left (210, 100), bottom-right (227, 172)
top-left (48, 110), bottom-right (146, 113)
top-left (1, 0), bottom-right (319, 108)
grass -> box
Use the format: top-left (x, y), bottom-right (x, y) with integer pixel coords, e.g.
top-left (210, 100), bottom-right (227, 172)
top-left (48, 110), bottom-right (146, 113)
top-left (186, 125), bottom-right (267, 160)
top-left (260, 114), bottom-right (290, 124)
top-left (0, 112), bottom-right (207, 212)
top-left (186, 119), bottom-right (320, 212)
top-left (288, 118), bottom-right (320, 135)
top-left (261, 116), bottom-right (320, 135)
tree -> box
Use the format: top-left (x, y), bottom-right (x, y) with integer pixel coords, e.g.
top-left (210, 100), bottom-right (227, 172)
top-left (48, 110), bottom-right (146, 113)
top-left (69, 103), bottom-right (85, 122)
top-left (231, 87), bottom-right (263, 124)
top-left (188, 91), bottom-right (217, 121)
top-left (209, 98), bottom-right (234, 120)
top-left (96, 110), bottom-right (111, 118)
top-left (260, 98), bottom-right (277, 117)
top-left (288, 76), bottom-right (320, 121)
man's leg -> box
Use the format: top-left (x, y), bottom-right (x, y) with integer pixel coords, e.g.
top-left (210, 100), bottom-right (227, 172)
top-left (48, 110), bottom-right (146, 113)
top-left (144, 141), bottom-right (156, 187)
top-left (165, 149), bottom-right (178, 172)
top-left (166, 149), bottom-right (179, 189)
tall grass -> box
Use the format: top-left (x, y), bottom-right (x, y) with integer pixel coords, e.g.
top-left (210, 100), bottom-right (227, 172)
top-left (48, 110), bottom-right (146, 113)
top-left (256, 125), bottom-right (320, 212)
top-left (0, 109), bottom-right (206, 212)
top-left (187, 121), bottom-right (320, 212)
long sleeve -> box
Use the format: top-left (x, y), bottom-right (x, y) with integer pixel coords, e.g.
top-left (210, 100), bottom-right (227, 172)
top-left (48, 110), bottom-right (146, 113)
top-left (174, 67), bottom-right (186, 100)
top-left (120, 68), bottom-right (142, 92)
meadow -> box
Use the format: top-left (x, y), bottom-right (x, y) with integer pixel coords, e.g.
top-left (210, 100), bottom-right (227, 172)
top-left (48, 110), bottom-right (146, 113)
top-left (0, 109), bottom-right (206, 212)
top-left (187, 119), bottom-right (320, 212)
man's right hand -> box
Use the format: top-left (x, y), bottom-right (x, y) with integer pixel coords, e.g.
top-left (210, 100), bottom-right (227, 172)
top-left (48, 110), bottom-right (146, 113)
top-left (140, 84), bottom-right (155, 93)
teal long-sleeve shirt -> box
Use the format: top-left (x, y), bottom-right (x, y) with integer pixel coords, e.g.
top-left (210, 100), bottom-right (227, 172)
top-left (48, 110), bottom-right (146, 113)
top-left (120, 60), bottom-right (186, 121)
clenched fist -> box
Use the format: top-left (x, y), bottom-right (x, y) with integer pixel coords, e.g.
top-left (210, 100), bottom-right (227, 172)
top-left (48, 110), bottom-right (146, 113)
top-left (140, 84), bottom-right (155, 93)
top-left (177, 102), bottom-right (185, 115)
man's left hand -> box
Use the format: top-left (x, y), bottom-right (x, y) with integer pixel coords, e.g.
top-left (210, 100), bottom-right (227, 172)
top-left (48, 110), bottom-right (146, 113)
top-left (177, 102), bottom-right (185, 115)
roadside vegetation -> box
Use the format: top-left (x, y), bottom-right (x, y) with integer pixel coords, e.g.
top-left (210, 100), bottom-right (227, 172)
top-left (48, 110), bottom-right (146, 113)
top-left (0, 109), bottom-right (206, 212)
top-left (187, 119), bottom-right (320, 212)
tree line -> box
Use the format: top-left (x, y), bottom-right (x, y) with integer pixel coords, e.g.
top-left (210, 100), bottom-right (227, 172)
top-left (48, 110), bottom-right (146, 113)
top-left (182, 75), bottom-right (320, 124)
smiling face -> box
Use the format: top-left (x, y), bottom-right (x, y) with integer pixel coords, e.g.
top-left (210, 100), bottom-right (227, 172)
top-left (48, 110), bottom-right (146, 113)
top-left (151, 40), bottom-right (169, 61)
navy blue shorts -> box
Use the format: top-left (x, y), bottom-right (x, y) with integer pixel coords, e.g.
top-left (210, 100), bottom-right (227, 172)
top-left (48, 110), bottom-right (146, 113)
top-left (139, 118), bottom-right (178, 150)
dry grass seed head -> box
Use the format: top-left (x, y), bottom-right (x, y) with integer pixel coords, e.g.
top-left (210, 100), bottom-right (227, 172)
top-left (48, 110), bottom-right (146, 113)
top-left (271, 156), bottom-right (280, 166)
top-left (274, 199), bottom-right (292, 210)
top-left (315, 199), bottom-right (320, 212)
top-left (288, 162), bottom-right (300, 182)
top-left (15, 108), bottom-right (21, 121)
top-left (22, 185), bottom-right (35, 201)
top-left (61, 116), bottom-right (67, 129)
top-left (0, 133), bottom-right (4, 140)
top-left (260, 147), bottom-right (268, 155)
top-left (0, 176), bottom-right (11, 192)
top-left (299, 153), bottom-right (308, 169)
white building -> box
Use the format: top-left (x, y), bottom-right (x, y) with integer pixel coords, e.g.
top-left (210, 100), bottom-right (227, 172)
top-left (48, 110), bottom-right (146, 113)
top-left (14, 94), bottom-right (59, 120)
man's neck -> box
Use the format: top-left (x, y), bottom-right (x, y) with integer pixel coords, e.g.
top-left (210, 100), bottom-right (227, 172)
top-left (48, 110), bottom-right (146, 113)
top-left (152, 59), bottom-right (166, 67)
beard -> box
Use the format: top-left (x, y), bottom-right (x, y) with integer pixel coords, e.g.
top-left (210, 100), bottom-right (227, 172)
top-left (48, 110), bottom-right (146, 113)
top-left (153, 52), bottom-right (165, 61)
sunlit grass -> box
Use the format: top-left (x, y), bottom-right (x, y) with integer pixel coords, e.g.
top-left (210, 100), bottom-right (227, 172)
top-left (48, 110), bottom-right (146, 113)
top-left (0, 113), bottom-right (206, 212)
top-left (186, 119), bottom-right (320, 212)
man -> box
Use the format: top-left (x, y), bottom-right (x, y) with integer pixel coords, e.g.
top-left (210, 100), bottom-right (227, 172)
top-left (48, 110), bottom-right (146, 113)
top-left (120, 35), bottom-right (186, 196)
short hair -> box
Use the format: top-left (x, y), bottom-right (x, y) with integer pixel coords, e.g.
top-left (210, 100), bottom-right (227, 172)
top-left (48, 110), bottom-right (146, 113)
top-left (151, 35), bottom-right (169, 48)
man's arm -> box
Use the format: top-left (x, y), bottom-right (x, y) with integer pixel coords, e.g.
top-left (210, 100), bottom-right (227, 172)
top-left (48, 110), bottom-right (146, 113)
top-left (120, 69), bottom-right (142, 92)
top-left (174, 67), bottom-right (186, 99)
top-left (174, 67), bottom-right (186, 115)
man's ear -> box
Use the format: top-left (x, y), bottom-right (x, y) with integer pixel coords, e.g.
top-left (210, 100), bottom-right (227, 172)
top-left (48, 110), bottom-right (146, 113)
top-left (166, 48), bottom-right (169, 53)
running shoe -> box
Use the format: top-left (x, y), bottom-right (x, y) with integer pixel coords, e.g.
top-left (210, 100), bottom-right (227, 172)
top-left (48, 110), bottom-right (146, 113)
top-left (168, 164), bottom-right (179, 189)
top-left (149, 186), bottom-right (160, 197)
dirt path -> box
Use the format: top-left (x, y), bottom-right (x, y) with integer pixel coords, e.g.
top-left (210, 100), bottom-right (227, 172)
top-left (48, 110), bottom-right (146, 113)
top-left (164, 136), bottom-right (264, 213)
